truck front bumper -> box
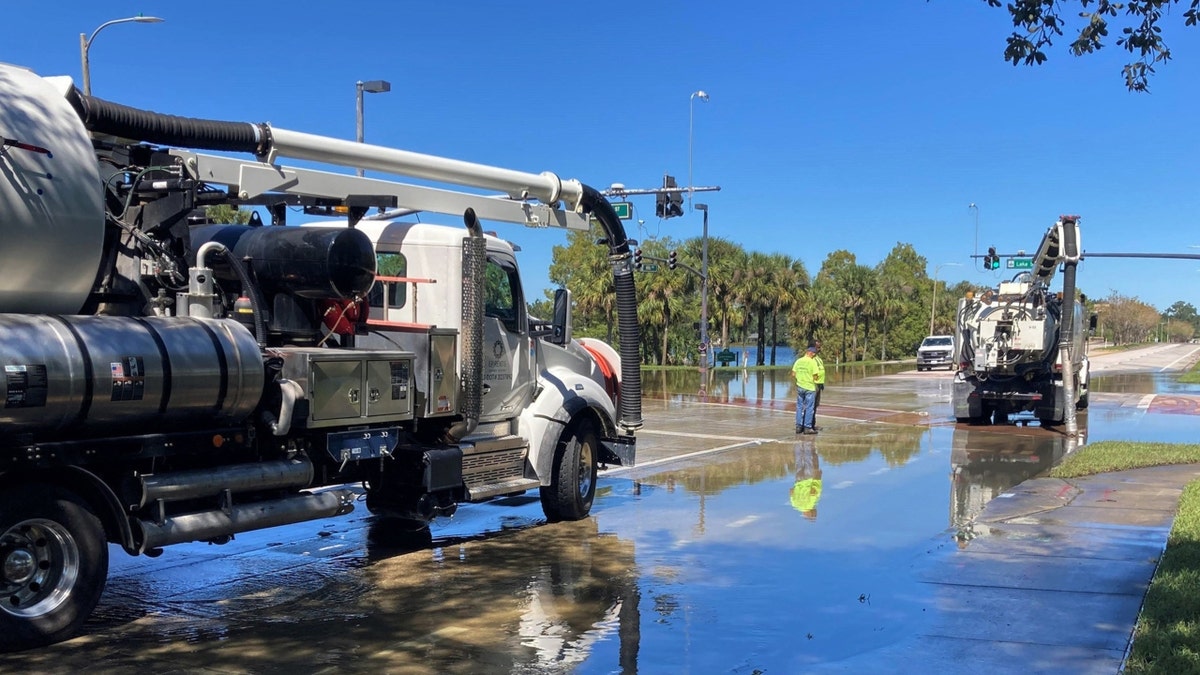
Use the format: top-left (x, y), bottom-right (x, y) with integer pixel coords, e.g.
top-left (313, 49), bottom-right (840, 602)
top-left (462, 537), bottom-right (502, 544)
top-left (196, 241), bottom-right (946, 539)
top-left (600, 435), bottom-right (636, 467)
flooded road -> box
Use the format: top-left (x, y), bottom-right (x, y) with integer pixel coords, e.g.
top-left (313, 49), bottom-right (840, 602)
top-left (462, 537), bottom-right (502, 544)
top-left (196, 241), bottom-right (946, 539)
top-left (4, 345), bottom-right (1197, 673)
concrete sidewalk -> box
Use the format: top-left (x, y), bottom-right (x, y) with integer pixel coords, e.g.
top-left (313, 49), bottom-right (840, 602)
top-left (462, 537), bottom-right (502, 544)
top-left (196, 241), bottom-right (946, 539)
top-left (822, 464), bottom-right (1200, 674)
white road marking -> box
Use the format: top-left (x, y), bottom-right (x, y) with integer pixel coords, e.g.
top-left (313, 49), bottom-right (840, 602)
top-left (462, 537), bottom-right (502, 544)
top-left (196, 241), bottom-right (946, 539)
top-left (602, 438), bottom-right (769, 476)
top-left (1160, 345), bottom-right (1200, 372)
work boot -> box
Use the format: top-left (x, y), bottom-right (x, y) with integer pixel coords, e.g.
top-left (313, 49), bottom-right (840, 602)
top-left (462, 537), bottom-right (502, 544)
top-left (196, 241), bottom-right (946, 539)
top-left (795, 426), bottom-right (804, 434)
top-left (802, 428), bottom-right (818, 435)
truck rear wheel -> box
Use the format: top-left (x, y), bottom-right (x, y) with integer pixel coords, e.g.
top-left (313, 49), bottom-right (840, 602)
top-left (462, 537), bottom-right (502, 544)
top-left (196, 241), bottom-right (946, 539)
top-left (0, 485), bottom-right (108, 652)
top-left (540, 418), bottom-right (598, 522)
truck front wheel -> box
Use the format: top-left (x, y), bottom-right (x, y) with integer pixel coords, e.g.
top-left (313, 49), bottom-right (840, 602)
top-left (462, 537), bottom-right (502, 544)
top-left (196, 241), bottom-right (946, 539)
top-left (0, 485), bottom-right (109, 652)
top-left (540, 418), bottom-right (598, 522)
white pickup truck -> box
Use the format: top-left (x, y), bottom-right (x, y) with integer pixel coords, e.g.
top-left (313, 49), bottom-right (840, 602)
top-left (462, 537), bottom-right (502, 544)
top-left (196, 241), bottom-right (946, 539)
top-left (916, 335), bottom-right (956, 371)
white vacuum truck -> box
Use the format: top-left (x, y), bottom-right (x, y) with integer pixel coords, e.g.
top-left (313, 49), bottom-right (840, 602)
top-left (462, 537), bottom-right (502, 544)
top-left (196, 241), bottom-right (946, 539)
top-left (951, 216), bottom-right (1091, 426)
top-left (0, 64), bottom-right (642, 650)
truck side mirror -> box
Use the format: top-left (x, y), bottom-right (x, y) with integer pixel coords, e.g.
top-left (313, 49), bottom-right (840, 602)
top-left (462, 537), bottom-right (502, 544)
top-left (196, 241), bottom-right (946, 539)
top-left (551, 288), bottom-right (572, 345)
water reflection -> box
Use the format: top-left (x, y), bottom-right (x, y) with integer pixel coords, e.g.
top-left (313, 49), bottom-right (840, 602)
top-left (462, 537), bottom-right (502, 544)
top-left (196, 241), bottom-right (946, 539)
top-left (1092, 371), bottom-right (1200, 396)
top-left (642, 362), bottom-right (918, 404)
top-left (790, 440), bottom-right (823, 520)
top-left (949, 425), bottom-right (1087, 545)
top-left (5, 518), bottom-right (642, 674)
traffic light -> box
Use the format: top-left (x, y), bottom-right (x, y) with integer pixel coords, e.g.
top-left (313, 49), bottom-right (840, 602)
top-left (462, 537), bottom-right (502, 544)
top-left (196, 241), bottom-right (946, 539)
top-left (986, 247), bottom-right (1000, 270)
top-left (660, 174), bottom-right (683, 219)
top-left (668, 250), bottom-right (677, 270)
top-left (634, 248), bottom-right (643, 271)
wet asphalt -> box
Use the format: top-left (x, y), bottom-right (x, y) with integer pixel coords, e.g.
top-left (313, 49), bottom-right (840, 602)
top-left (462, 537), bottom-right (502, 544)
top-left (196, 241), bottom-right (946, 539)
top-left (3, 343), bottom-right (1198, 673)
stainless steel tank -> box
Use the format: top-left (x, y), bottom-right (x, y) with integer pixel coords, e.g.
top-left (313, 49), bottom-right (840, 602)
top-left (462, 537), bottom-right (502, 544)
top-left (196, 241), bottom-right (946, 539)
top-left (0, 64), bottom-right (105, 314)
top-left (0, 315), bottom-right (263, 433)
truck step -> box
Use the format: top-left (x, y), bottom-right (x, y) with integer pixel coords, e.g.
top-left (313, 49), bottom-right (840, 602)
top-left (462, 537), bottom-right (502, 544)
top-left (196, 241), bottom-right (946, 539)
top-left (465, 476), bottom-right (541, 501)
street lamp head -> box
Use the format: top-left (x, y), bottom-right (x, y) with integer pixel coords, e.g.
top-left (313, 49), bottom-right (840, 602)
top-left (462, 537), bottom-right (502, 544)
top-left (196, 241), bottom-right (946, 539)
top-left (361, 80), bottom-right (391, 93)
top-left (81, 15), bottom-right (166, 97)
top-left (694, 203), bottom-right (708, 212)
top-left (692, 90), bottom-right (709, 102)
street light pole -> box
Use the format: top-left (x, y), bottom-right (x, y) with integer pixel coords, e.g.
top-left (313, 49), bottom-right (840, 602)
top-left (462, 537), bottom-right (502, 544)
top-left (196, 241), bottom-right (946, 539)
top-left (688, 90), bottom-right (709, 211)
top-left (696, 203), bottom-right (711, 393)
top-left (80, 15), bottom-right (164, 96)
top-left (930, 262), bottom-right (961, 335)
top-left (969, 203), bottom-right (980, 270)
top-left (355, 79), bottom-right (392, 177)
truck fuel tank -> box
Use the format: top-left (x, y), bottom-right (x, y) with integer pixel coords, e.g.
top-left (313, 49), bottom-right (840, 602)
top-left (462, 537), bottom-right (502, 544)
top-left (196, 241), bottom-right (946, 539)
top-left (0, 314), bottom-right (263, 435)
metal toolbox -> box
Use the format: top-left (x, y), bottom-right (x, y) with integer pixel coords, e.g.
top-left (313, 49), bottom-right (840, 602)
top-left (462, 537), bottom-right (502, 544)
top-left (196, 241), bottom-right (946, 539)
top-left (278, 348), bottom-right (415, 428)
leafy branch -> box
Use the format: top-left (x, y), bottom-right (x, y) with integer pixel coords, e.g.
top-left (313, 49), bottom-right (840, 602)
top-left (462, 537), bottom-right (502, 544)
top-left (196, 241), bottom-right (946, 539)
top-left (984, 0), bottom-right (1199, 91)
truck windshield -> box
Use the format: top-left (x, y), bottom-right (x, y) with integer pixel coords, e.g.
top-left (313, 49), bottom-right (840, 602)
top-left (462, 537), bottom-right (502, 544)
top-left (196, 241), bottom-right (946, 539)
top-left (923, 337), bottom-right (953, 347)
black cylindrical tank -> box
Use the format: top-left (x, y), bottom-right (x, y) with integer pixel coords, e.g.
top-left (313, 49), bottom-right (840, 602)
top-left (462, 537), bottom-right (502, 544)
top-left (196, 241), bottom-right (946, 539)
top-left (190, 225), bottom-right (375, 299)
top-left (0, 315), bottom-right (263, 434)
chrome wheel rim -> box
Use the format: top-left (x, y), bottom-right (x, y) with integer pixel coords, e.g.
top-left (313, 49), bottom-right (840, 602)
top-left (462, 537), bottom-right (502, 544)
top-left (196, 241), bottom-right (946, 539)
top-left (578, 436), bottom-right (594, 500)
top-left (1, 518), bottom-right (80, 618)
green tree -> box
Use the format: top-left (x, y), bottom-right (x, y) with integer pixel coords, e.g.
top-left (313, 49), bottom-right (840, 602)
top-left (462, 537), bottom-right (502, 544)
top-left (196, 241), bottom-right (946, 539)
top-left (204, 204), bottom-right (253, 224)
top-left (732, 252), bottom-right (776, 365)
top-left (634, 237), bottom-right (687, 364)
top-left (764, 253), bottom-right (807, 365)
top-left (702, 239), bottom-right (748, 349)
top-left (547, 229), bottom-right (613, 341)
top-left (1097, 292), bottom-right (1159, 343)
top-left (982, 0), bottom-right (1200, 91)
top-left (1167, 300), bottom-right (1199, 334)
top-left (816, 251), bottom-right (874, 362)
top-left (874, 243), bottom-right (927, 360)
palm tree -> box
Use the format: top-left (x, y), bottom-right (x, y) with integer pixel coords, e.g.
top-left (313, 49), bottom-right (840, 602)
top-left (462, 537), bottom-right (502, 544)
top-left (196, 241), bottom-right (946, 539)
top-left (765, 253), bottom-right (806, 365)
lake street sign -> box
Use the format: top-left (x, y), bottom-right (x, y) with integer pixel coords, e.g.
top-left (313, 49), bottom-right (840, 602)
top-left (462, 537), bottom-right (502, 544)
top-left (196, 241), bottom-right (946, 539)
top-left (1007, 258), bottom-right (1033, 270)
top-left (641, 263), bottom-right (659, 272)
top-left (612, 201), bottom-right (632, 220)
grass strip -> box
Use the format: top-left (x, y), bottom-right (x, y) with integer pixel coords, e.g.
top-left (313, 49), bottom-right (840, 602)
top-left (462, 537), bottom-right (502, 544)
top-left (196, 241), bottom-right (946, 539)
top-left (1179, 358), bottom-right (1200, 384)
top-left (1049, 441), bottom-right (1200, 478)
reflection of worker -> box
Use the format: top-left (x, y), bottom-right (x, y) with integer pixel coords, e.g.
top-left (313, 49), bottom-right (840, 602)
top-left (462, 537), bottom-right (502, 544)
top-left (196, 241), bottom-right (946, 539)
top-left (790, 441), bottom-right (823, 520)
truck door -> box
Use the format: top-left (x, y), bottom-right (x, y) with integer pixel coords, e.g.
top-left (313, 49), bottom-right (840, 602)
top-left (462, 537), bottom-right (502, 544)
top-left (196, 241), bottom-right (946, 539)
top-left (480, 252), bottom-right (535, 423)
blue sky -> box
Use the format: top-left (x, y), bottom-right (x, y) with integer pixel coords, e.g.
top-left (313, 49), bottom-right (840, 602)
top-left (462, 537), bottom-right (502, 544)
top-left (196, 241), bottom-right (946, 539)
top-left (5, 1), bottom-right (1198, 311)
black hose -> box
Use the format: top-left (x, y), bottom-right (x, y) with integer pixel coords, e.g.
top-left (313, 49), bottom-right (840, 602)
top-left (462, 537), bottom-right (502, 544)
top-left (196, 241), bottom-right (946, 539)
top-left (579, 185), bottom-right (642, 431)
top-left (197, 242), bottom-right (268, 347)
top-left (67, 89), bottom-right (266, 154)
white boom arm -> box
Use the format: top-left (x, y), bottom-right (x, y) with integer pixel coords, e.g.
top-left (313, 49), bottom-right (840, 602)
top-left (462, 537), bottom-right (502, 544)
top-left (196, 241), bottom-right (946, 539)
top-left (1029, 217), bottom-right (1083, 287)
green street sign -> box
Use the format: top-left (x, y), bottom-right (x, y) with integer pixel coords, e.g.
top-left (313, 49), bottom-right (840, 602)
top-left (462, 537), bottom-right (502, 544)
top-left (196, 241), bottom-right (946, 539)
top-left (641, 263), bottom-right (659, 272)
top-left (612, 201), bottom-right (632, 220)
top-left (1007, 258), bottom-right (1033, 270)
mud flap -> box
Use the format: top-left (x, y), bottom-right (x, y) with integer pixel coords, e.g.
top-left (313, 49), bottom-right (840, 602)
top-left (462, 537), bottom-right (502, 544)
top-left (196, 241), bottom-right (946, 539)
top-left (599, 436), bottom-right (636, 467)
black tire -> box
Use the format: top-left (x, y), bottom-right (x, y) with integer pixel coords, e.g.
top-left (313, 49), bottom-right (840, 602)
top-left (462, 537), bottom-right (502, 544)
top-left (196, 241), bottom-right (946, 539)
top-left (540, 418), bottom-right (599, 523)
top-left (1076, 391), bottom-right (1089, 409)
top-left (0, 485), bottom-right (109, 652)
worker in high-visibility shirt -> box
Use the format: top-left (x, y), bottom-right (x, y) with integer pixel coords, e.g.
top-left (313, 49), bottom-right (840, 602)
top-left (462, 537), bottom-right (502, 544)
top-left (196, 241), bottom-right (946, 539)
top-left (790, 441), bottom-right (823, 520)
top-left (810, 340), bottom-right (826, 431)
top-left (792, 345), bottom-right (821, 434)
